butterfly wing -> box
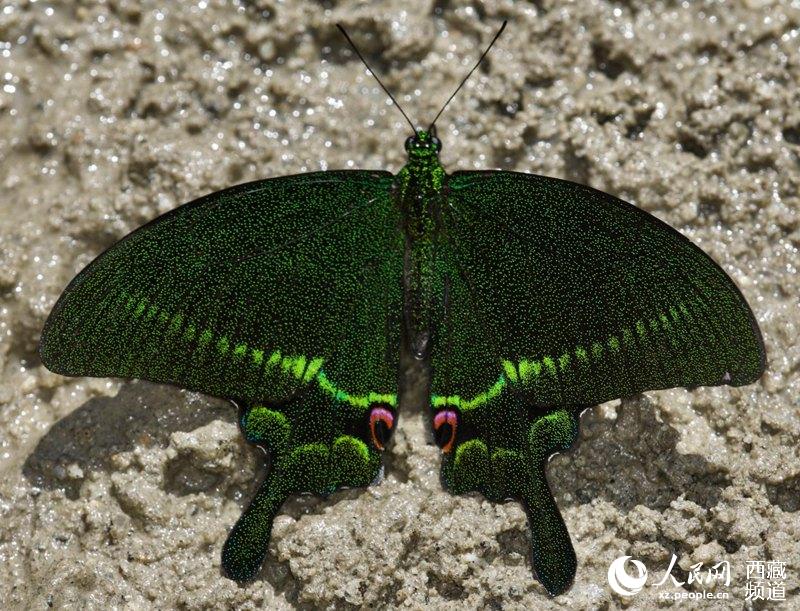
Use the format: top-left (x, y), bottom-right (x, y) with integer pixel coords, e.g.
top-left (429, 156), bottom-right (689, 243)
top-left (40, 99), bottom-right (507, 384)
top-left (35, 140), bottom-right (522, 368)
top-left (437, 169), bottom-right (764, 405)
top-left (41, 170), bottom-right (404, 581)
top-left (430, 170), bottom-right (765, 594)
top-left (40, 170), bottom-right (402, 405)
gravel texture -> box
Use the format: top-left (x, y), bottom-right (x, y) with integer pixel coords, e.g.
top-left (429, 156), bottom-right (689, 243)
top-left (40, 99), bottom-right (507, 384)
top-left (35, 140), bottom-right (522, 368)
top-left (1, 0), bottom-right (798, 609)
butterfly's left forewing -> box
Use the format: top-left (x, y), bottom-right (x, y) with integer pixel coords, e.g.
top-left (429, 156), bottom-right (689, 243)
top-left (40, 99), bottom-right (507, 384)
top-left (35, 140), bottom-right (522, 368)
top-left (40, 170), bottom-right (403, 405)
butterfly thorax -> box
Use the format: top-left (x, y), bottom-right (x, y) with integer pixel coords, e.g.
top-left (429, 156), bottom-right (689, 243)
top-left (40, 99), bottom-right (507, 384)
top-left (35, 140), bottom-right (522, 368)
top-left (395, 130), bottom-right (446, 359)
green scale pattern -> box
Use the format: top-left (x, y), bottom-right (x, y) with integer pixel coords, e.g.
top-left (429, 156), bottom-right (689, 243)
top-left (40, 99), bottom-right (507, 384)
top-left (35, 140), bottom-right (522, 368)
top-left (427, 166), bottom-right (764, 594)
top-left (41, 171), bottom-right (403, 405)
top-left (40, 133), bottom-right (765, 595)
top-left (433, 171), bottom-right (764, 407)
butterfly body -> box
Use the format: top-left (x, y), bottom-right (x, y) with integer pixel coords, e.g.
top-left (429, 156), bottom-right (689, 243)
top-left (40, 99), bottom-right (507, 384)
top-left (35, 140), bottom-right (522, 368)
top-left (397, 130), bottom-right (447, 358)
top-left (40, 127), bottom-right (765, 595)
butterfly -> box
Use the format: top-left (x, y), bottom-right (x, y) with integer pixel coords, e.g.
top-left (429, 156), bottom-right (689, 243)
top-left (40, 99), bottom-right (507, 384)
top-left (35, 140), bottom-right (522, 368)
top-left (38, 22), bottom-right (765, 596)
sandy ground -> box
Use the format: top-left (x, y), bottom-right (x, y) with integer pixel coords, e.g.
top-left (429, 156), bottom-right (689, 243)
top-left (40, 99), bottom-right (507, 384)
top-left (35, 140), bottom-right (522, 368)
top-left (1, 0), bottom-right (799, 609)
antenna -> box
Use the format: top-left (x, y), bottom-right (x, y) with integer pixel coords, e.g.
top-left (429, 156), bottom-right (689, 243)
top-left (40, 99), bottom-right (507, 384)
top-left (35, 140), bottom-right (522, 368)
top-left (428, 20), bottom-right (507, 132)
top-left (336, 24), bottom-right (418, 133)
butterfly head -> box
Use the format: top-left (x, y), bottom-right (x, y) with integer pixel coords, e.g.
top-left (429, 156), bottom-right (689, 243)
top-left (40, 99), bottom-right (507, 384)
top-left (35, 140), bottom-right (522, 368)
top-left (405, 129), bottom-right (442, 161)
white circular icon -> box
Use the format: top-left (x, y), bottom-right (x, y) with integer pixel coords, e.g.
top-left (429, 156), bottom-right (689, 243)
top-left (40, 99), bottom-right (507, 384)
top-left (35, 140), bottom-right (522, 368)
top-left (607, 555), bottom-right (648, 596)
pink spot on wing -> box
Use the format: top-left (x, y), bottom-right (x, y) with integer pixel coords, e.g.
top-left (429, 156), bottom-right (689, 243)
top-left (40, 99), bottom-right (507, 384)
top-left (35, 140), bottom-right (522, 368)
top-left (369, 406), bottom-right (395, 450)
top-left (433, 410), bottom-right (458, 453)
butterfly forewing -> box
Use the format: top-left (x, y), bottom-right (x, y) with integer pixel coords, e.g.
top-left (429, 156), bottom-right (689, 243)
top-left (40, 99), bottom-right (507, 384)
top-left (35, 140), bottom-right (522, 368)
top-left (436, 170), bottom-right (765, 407)
top-left (40, 171), bottom-right (403, 404)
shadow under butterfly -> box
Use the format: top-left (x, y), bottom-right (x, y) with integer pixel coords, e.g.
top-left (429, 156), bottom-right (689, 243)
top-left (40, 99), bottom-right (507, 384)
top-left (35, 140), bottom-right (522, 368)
top-left (38, 21), bottom-right (766, 596)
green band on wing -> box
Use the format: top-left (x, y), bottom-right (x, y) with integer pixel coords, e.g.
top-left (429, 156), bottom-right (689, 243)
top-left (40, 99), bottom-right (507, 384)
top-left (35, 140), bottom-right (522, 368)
top-left (431, 375), bottom-right (506, 411)
top-left (119, 290), bottom-right (396, 410)
top-left (303, 357), bottom-right (324, 383)
top-left (432, 300), bottom-right (697, 412)
top-left (315, 371), bottom-right (397, 408)
top-left (507, 300), bottom-right (695, 387)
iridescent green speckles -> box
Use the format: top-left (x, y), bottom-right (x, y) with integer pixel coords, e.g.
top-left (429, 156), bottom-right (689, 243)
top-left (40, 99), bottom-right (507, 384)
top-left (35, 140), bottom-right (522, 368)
top-left (435, 294), bottom-right (753, 428)
top-left (491, 447), bottom-right (523, 485)
top-left (304, 357), bottom-right (324, 383)
top-left (621, 327), bottom-right (633, 347)
top-left (242, 406), bottom-right (290, 449)
top-left (133, 297), bottom-right (147, 317)
top-left (528, 410), bottom-right (578, 459)
top-left (452, 438), bottom-right (489, 491)
top-left (111, 291), bottom-right (396, 410)
top-left (288, 443), bottom-right (330, 491)
top-left (39, 165), bottom-right (410, 588)
top-left (431, 394), bottom-right (457, 408)
top-left (183, 324), bottom-right (196, 342)
top-left (233, 343), bottom-right (247, 359)
top-left (280, 354), bottom-right (306, 379)
top-left (499, 301), bottom-right (708, 404)
top-left (223, 377), bottom-right (392, 583)
top-left (315, 371), bottom-right (397, 409)
top-left (168, 313), bottom-right (183, 335)
top-left (367, 391), bottom-right (397, 405)
top-left (332, 435), bottom-right (371, 469)
top-left (123, 294), bottom-right (137, 313)
top-left (316, 370), bottom-right (336, 396)
top-left (502, 359), bottom-right (518, 382)
top-left (519, 359), bottom-right (541, 382)
top-left (430, 376), bottom-right (505, 411)
top-left (198, 328), bottom-right (213, 347)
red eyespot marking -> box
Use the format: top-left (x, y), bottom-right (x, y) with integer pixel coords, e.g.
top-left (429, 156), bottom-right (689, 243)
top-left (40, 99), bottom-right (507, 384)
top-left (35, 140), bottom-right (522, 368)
top-left (369, 406), bottom-right (395, 450)
top-left (433, 410), bottom-right (458, 453)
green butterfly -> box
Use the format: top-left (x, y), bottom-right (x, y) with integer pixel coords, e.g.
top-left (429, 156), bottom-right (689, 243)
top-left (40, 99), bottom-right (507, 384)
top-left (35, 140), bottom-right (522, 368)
top-left (39, 23), bottom-right (765, 596)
